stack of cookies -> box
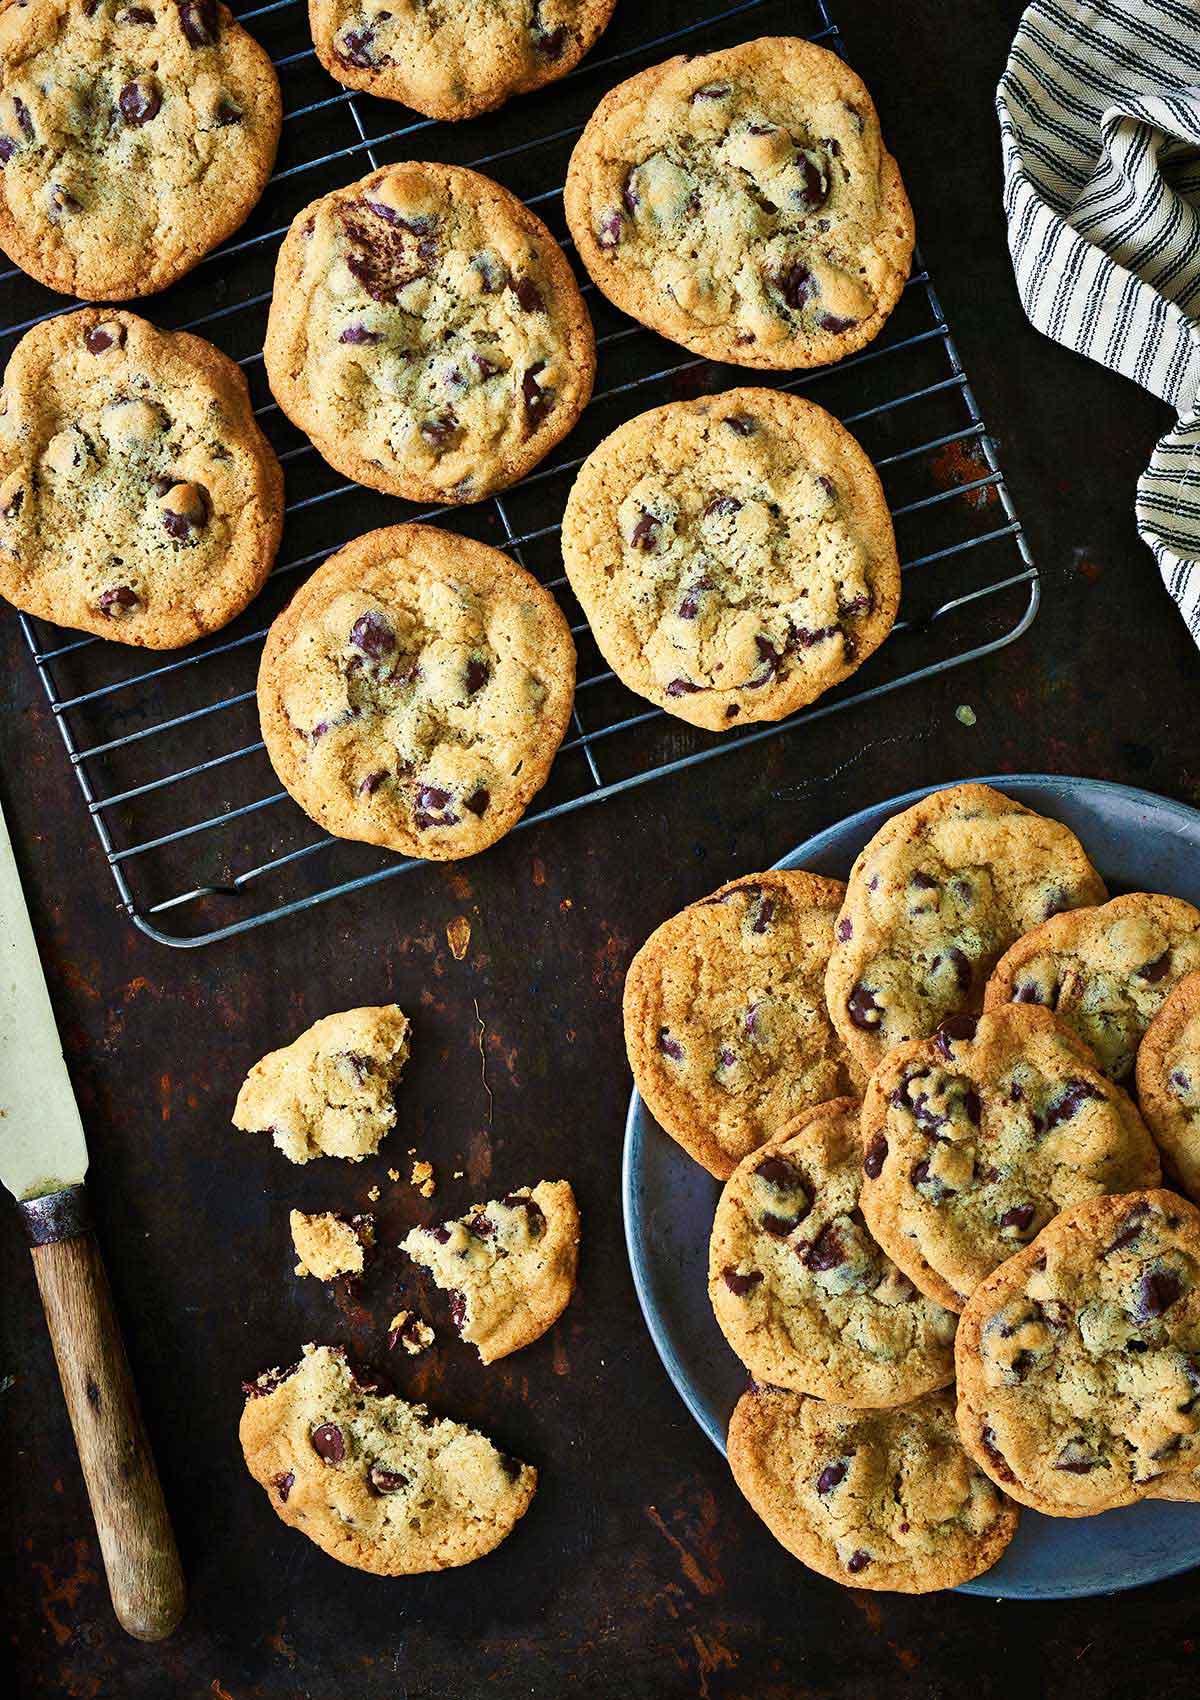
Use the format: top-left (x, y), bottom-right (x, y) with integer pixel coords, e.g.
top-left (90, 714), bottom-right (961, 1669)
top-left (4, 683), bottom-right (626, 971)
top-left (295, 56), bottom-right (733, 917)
top-left (624, 782), bottom-right (1200, 1591)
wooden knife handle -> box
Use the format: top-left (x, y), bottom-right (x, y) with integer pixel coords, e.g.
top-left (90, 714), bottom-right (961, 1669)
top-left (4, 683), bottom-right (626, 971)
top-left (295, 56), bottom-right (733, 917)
top-left (22, 1185), bottom-right (186, 1642)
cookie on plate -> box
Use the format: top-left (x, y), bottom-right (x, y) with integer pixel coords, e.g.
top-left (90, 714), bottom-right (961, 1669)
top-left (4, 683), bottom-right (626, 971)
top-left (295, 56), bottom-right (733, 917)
top-left (560, 388), bottom-right (900, 730)
top-left (0, 0), bottom-right (281, 299)
top-left (825, 783), bottom-right (1108, 1076)
top-left (257, 524), bottom-right (575, 860)
top-left (984, 893), bottom-right (1200, 1084)
top-left (860, 1005), bottom-right (1160, 1311)
top-left (0, 308), bottom-right (283, 647)
top-left (563, 37), bottom-right (914, 369)
top-left (263, 162), bottom-right (594, 503)
top-left (1137, 972), bottom-right (1200, 1201)
top-left (402, 1180), bottom-right (579, 1363)
top-left (709, 1098), bottom-right (956, 1404)
top-left (240, 1344), bottom-right (536, 1573)
top-left (310, 0), bottom-right (617, 121)
top-left (727, 1384), bottom-right (1018, 1593)
top-left (233, 1005), bottom-right (411, 1164)
top-left (290, 1210), bottom-right (374, 1280)
top-left (955, 1189), bottom-right (1200, 1515)
top-left (623, 870), bottom-right (859, 1180)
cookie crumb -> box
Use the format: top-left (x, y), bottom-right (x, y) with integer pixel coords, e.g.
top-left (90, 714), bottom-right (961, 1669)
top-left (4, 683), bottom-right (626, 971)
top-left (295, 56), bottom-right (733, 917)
top-left (289, 1210), bottom-right (373, 1281)
top-left (955, 703), bottom-right (977, 727)
top-left (411, 1159), bottom-right (436, 1198)
top-left (387, 1310), bottom-right (435, 1355)
top-left (453, 1169), bottom-right (465, 1180)
top-left (367, 1185), bottom-right (380, 1201)
top-left (387, 1168), bottom-right (400, 1182)
top-left (447, 914), bottom-right (472, 960)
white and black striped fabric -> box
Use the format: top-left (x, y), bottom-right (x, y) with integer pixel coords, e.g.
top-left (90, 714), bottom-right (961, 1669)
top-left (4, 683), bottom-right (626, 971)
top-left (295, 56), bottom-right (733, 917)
top-left (998, 0), bottom-right (1200, 641)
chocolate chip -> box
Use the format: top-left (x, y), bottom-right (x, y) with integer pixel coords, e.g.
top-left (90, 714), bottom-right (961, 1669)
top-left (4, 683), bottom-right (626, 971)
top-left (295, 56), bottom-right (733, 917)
top-left (847, 982), bottom-right (882, 1030)
top-left (339, 322), bottom-right (381, 345)
top-left (0, 138), bottom-right (16, 164)
top-left (802, 1224), bottom-right (844, 1272)
top-left (795, 151), bottom-right (828, 211)
top-left (630, 508), bottom-right (661, 551)
top-left (119, 78), bottom-right (161, 126)
top-left (533, 23), bottom-right (567, 58)
top-left (1135, 1268), bottom-right (1183, 1321)
top-left (358, 769), bottom-right (387, 796)
top-left (754, 1154), bottom-right (802, 1192)
top-left (368, 1465), bottom-right (408, 1494)
top-left (932, 945), bottom-right (972, 994)
top-left (677, 578), bottom-right (711, 620)
top-left (449, 1291), bottom-right (467, 1332)
top-left (466, 1211), bottom-right (495, 1239)
top-left (761, 1213), bottom-right (799, 1237)
top-left (1170, 1068), bottom-right (1192, 1096)
top-left (665, 678), bottom-right (701, 697)
top-left (999, 1203), bottom-right (1036, 1234)
top-left (596, 210), bottom-right (623, 250)
top-left (1, 486), bottom-right (21, 518)
top-left (49, 185), bottom-right (81, 216)
top-left (503, 1193), bottom-right (546, 1235)
top-left (819, 314), bottom-right (857, 334)
top-left (816, 1460), bottom-right (846, 1495)
top-left (836, 917), bottom-right (853, 942)
top-left (691, 82), bottom-right (731, 101)
top-left (420, 412), bottom-right (457, 447)
top-left (214, 99), bottom-right (242, 126)
top-left (99, 585), bottom-right (140, 619)
top-left (1104, 1202), bottom-right (1150, 1255)
top-left (934, 1014), bottom-right (978, 1056)
top-left (722, 1266), bottom-right (762, 1296)
top-left (117, 5), bottom-right (157, 20)
top-left (1054, 1441), bottom-right (1098, 1474)
top-left (845, 1550), bottom-right (871, 1574)
top-left (512, 276), bottom-right (544, 314)
top-left (158, 482), bottom-right (209, 542)
top-left (750, 894), bottom-right (775, 935)
top-left (1043, 1078), bottom-right (1105, 1132)
top-left (725, 414), bottom-right (757, 437)
top-left (176, 0), bottom-right (218, 46)
top-left (1137, 949), bottom-right (1171, 983)
top-left (774, 263), bottom-right (815, 311)
top-left (348, 610), bottom-right (394, 660)
top-left (1012, 981), bottom-right (1045, 1004)
top-left (337, 25), bottom-right (379, 68)
top-left (622, 168), bottom-right (640, 216)
top-left (658, 1028), bottom-right (683, 1061)
top-left (704, 494), bottom-right (742, 519)
top-left (979, 1425), bottom-right (1015, 1482)
top-left (464, 658), bottom-right (490, 694)
top-left (522, 362), bottom-right (554, 428)
top-left (463, 787), bottom-right (490, 817)
top-left (85, 322), bottom-right (125, 354)
top-left (311, 1423), bottom-right (345, 1464)
top-left (13, 96), bottom-right (33, 141)
top-left (863, 1135), bottom-right (887, 1179)
top-left (272, 1471), bottom-right (294, 1501)
top-left (340, 203), bottom-right (437, 303)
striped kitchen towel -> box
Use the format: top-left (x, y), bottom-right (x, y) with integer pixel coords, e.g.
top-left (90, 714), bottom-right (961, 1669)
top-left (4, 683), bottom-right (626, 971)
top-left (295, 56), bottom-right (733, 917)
top-left (998, 0), bottom-right (1200, 642)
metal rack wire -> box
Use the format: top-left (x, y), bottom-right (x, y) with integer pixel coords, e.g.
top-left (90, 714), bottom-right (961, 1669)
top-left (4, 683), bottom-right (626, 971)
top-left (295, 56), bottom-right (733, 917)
top-left (10, 0), bottom-right (1038, 946)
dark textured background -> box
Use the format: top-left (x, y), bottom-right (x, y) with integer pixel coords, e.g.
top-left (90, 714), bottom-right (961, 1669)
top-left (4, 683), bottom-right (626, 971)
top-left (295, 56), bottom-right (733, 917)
top-left (4, 1), bottom-right (1199, 1695)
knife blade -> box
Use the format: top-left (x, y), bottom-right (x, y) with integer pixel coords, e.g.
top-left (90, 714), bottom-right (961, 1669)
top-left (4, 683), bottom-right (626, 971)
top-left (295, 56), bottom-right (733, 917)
top-left (0, 794), bottom-right (185, 1641)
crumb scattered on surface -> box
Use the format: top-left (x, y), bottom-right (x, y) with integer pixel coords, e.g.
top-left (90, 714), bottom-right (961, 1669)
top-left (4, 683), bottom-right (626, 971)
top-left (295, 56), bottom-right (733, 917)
top-left (387, 1168), bottom-right (400, 1182)
top-left (367, 1185), bottom-right (380, 1201)
top-left (453, 1169), bottom-right (464, 1180)
top-left (447, 915), bottom-right (472, 960)
top-left (289, 1210), bottom-right (373, 1281)
top-left (411, 1159), bottom-right (436, 1198)
top-left (387, 1309), bottom-right (435, 1355)
top-left (955, 703), bottom-right (977, 727)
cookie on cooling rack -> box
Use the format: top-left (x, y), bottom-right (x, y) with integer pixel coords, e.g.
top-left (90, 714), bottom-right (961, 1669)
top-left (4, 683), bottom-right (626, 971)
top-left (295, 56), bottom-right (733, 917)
top-left (257, 524), bottom-right (576, 860)
top-left (310, 0), bottom-right (617, 121)
top-left (859, 1004), bottom-right (1160, 1311)
top-left (560, 388), bottom-right (900, 729)
top-left (401, 1181), bottom-right (579, 1363)
top-left (0, 308), bottom-right (283, 648)
top-left (0, 0), bottom-right (281, 299)
top-left (1138, 972), bottom-right (1200, 1201)
top-left (727, 1384), bottom-right (1018, 1593)
top-left (983, 892), bottom-right (1200, 1085)
top-left (240, 1344), bottom-right (537, 1573)
top-left (955, 1189), bottom-right (1200, 1515)
top-left (708, 1098), bottom-right (957, 1405)
top-left (564, 36), bottom-right (914, 369)
top-left (623, 869), bottom-right (859, 1180)
top-left (233, 1005), bottom-right (411, 1164)
top-left (824, 783), bottom-right (1108, 1076)
top-left (263, 162), bottom-right (595, 503)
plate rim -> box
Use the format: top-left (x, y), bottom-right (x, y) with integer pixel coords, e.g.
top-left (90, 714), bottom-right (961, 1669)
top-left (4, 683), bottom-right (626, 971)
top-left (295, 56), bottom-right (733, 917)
top-left (621, 773), bottom-right (1200, 1599)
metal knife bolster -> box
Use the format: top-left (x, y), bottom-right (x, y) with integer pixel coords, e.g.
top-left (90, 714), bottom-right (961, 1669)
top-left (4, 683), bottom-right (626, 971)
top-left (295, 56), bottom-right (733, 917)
top-left (19, 1183), bottom-right (91, 1245)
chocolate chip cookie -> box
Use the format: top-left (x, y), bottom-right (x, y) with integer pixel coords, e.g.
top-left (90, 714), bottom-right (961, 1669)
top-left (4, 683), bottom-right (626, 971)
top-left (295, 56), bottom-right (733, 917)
top-left (955, 1189), bottom-right (1200, 1515)
top-left (564, 36), bottom-right (914, 368)
top-left (624, 870), bottom-right (860, 1180)
top-left (233, 1005), bottom-right (411, 1164)
top-left (263, 162), bottom-right (595, 503)
top-left (825, 783), bottom-right (1108, 1076)
top-left (709, 1098), bottom-right (956, 1404)
top-left (1138, 972), bottom-right (1200, 1202)
top-left (257, 524), bottom-right (575, 860)
top-left (0, 307), bottom-right (283, 647)
top-left (0, 0), bottom-right (281, 299)
top-left (310, 0), bottom-right (617, 122)
top-left (560, 388), bottom-right (900, 729)
top-left (860, 1005), bottom-right (1161, 1312)
top-left (290, 1210), bottom-right (374, 1280)
top-left (402, 1180), bottom-right (579, 1364)
top-left (240, 1344), bottom-right (537, 1573)
top-left (984, 893), bottom-right (1200, 1084)
top-left (727, 1384), bottom-right (1018, 1592)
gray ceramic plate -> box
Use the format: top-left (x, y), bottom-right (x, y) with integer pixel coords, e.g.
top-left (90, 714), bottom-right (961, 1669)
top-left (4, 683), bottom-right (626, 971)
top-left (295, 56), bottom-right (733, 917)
top-left (623, 775), bottom-right (1200, 1598)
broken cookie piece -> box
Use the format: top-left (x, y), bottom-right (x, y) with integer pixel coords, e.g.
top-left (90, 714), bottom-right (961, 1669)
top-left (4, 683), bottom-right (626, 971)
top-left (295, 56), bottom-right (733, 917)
top-left (401, 1179), bottom-right (580, 1363)
top-left (233, 1005), bottom-right (410, 1163)
top-left (239, 1344), bottom-right (536, 1573)
top-left (291, 1210), bottom-right (375, 1281)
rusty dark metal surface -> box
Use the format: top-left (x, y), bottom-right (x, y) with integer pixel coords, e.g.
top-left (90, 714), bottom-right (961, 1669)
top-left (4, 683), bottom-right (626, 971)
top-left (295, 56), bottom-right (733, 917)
top-left (3, 1), bottom-right (1199, 1694)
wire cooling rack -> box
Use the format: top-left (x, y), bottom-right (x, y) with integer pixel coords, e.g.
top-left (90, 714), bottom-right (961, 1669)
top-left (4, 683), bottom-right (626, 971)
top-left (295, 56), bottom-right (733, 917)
top-left (11, 0), bottom-right (1038, 947)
